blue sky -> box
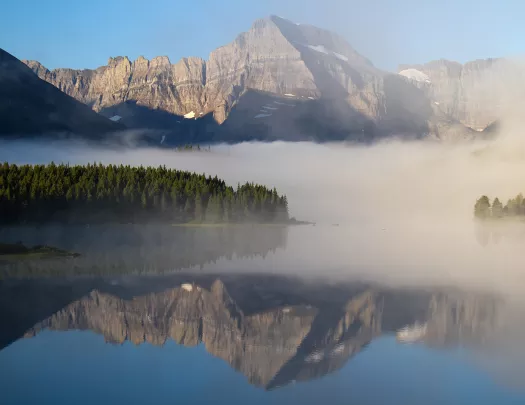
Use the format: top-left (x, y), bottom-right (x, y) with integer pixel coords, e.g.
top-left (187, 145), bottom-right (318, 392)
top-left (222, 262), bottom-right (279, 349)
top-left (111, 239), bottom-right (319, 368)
top-left (2, 0), bottom-right (523, 71)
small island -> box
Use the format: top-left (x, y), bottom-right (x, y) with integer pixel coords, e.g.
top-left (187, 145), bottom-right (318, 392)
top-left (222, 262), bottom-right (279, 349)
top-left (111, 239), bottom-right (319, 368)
top-left (474, 193), bottom-right (525, 219)
top-left (0, 162), bottom-right (292, 224)
top-left (0, 242), bottom-right (79, 261)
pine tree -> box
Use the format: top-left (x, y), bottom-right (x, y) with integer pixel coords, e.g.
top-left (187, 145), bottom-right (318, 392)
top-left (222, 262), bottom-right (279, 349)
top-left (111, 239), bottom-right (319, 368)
top-left (491, 197), bottom-right (503, 218)
top-left (194, 192), bottom-right (203, 221)
top-left (474, 196), bottom-right (491, 219)
top-left (206, 194), bottom-right (223, 223)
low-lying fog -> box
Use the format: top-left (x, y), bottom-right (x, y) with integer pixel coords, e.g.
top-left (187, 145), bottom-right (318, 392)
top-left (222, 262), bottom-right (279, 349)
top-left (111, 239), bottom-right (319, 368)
top-left (3, 133), bottom-right (525, 294)
top-left (1, 135), bottom-right (524, 285)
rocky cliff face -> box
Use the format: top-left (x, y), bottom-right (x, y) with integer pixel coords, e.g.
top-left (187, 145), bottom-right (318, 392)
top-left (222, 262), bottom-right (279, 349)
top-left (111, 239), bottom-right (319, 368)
top-left (24, 55), bottom-right (207, 120)
top-left (21, 16), bottom-right (470, 142)
top-left (398, 58), bottom-right (525, 131)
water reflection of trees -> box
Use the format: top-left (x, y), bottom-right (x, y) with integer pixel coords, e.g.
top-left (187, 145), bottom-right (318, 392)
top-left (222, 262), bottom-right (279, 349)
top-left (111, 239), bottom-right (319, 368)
top-left (474, 220), bottom-right (525, 247)
top-left (0, 224), bottom-right (288, 278)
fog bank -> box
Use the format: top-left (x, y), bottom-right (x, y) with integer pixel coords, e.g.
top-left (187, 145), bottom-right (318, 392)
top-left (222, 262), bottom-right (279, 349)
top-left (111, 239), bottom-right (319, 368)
top-left (2, 137), bottom-right (525, 294)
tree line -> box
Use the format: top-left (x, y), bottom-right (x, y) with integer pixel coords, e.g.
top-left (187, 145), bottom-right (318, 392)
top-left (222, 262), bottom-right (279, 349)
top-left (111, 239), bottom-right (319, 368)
top-left (474, 193), bottom-right (525, 219)
top-left (0, 162), bottom-right (289, 224)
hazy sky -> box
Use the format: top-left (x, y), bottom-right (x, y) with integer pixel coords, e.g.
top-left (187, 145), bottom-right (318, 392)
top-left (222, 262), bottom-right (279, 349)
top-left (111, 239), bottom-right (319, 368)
top-left (2, 0), bottom-right (523, 71)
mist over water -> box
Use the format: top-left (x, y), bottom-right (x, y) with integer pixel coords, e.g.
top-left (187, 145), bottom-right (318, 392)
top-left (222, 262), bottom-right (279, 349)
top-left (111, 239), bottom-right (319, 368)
top-left (3, 137), bottom-right (525, 292)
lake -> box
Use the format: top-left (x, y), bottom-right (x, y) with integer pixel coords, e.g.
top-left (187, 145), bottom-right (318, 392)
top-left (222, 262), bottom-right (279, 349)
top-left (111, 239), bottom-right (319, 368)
top-left (1, 224), bottom-right (525, 404)
top-left (2, 331), bottom-right (523, 405)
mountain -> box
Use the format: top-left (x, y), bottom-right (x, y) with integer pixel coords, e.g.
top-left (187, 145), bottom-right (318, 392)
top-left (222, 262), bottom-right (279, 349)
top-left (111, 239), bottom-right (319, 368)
top-left (21, 16), bottom-right (472, 143)
top-left (398, 58), bottom-right (525, 132)
top-left (0, 49), bottom-right (122, 138)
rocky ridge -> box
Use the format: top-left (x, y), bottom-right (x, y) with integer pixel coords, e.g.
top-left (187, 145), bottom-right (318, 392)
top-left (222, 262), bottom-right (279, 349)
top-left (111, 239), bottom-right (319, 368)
top-left (21, 16), bottom-right (473, 142)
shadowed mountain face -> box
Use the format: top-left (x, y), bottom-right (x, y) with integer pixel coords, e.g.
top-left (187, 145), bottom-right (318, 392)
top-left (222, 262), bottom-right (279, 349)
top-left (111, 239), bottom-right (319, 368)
top-left (20, 16), bottom-right (472, 143)
top-left (0, 274), bottom-right (501, 390)
top-left (0, 49), bottom-right (122, 138)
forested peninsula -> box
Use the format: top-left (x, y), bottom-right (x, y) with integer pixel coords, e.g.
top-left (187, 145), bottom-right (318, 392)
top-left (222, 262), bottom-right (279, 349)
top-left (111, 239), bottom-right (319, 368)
top-left (0, 162), bottom-right (289, 224)
top-left (474, 193), bottom-right (525, 219)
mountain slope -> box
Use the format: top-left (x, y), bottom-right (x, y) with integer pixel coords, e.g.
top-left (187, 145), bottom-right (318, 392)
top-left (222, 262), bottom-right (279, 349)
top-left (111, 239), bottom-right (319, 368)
top-left (0, 49), bottom-right (122, 137)
top-left (20, 16), bottom-right (472, 142)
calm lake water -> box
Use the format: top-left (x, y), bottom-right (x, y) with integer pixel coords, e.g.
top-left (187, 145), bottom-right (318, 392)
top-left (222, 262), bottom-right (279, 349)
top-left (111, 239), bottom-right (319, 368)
top-left (1, 331), bottom-right (523, 405)
top-left (1, 224), bottom-right (525, 404)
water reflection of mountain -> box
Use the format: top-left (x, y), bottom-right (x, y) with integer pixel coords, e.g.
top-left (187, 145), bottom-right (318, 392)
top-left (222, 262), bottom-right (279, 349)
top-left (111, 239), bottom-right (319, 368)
top-left (0, 274), bottom-right (500, 390)
top-left (0, 225), bottom-right (288, 277)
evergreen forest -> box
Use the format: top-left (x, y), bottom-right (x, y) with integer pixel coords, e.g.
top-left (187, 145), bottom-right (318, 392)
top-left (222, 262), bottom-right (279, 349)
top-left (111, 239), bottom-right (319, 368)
top-left (0, 162), bottom-right (289, 224)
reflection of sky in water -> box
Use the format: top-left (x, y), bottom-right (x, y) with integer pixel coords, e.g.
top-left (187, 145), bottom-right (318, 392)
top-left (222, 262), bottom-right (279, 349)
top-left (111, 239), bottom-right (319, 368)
top-left (1, 331), bottom-right (523, 405)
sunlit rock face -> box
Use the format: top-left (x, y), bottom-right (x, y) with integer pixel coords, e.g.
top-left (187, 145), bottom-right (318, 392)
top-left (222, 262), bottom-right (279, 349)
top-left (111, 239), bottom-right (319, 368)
top-left (21, 16), bottom-right (474, 141)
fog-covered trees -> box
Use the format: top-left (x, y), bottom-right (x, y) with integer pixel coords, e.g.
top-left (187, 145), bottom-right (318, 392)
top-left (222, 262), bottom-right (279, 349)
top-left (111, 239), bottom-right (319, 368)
top-left (491, 197), bottom-right (503, 218)
top-left (474, 195), bottom-right (491, 219)
top-left (474, 193), bottom-right (525, 219)
top-left (0, 162), bottom-right (289, 224)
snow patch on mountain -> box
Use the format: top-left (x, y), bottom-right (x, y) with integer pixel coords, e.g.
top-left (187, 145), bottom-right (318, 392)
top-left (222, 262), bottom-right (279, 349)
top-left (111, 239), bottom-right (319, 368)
top-left (254, 113), bottom-right (272, 119)
top-left (274, 101), bottom-right (296, 107)
top-left (333, 52), bottom-right (349, 62)
top-left (306, 44), bottom-right (350, 63)
top-left (398, 69), bottom-right (431, 83)
top-left (308, 45), bottom-right (329, 55)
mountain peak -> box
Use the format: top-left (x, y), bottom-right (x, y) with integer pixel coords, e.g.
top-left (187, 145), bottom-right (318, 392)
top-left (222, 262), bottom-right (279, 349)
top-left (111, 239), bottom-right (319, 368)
top-left (151, 55), bottom-right (171, 66)
top-left (266, 15), bottom-right (373, 67)
top-left (107, 56), bottom-right (130, 67)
